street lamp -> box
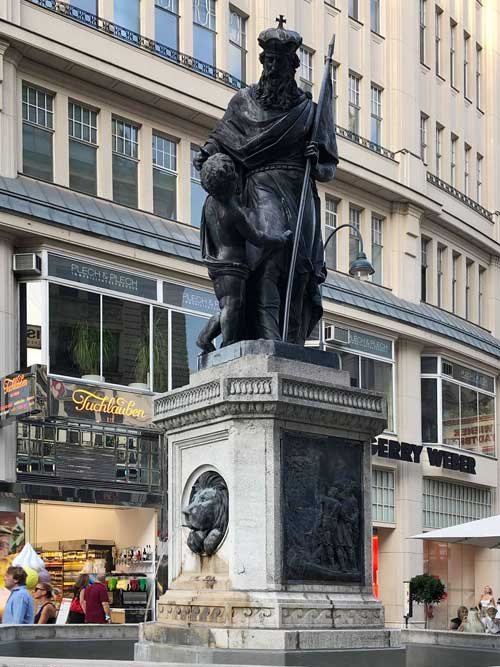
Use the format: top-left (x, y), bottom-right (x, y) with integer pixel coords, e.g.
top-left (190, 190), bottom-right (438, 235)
top-left (324, 223), bottom-right (375, 278)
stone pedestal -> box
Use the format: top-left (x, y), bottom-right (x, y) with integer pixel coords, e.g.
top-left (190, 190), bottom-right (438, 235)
top-left (136, 341), bottom-right (403, 666)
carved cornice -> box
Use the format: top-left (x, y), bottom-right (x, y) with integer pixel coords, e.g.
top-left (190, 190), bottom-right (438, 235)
top-left (281, 380), bottom-right (384, 414)
top-left (154, 380), bottom-right (220, 416)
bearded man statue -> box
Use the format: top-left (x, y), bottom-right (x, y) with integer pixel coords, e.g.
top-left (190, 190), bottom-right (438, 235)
top-left (194, 19), bottom-right (338, 346)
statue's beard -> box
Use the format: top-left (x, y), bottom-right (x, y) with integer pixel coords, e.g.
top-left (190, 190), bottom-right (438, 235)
top-left (256, 68), bottom-right (301, 111)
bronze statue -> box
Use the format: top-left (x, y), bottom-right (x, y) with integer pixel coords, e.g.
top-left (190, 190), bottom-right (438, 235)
top-left (194, 18), bottom-right (338, 347)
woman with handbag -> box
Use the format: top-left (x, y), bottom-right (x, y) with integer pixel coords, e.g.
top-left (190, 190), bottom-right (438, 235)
top-left (67, 574), bottom-right (89, 624)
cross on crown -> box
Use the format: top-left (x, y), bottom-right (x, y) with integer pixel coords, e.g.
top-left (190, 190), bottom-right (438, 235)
top-left (275, 15), bottom-right (287, 29)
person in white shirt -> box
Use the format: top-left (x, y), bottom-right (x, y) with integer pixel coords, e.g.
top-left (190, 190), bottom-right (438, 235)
top-left (481, 607), bottom-right (500, 634)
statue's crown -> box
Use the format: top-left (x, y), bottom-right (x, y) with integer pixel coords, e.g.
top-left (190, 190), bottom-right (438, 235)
top-left (258, 16), bottom-right (302, 55)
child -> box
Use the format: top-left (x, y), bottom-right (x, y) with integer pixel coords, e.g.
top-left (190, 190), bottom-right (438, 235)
top-left (196, 153), bottom-right (292, 351)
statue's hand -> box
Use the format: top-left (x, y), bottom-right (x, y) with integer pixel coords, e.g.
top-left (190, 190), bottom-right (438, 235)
top-left (305, 141), bottom-right (319, 165)
top-left (282, 230), bottom-right (294, 244)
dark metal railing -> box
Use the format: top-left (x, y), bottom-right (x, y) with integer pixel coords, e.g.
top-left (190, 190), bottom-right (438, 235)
top-left (26, 0), bottom-right (245, 90)
top-left (427, 172), bottom-right (494, 222)
top-left (334, 124), bottom-right (396, 160)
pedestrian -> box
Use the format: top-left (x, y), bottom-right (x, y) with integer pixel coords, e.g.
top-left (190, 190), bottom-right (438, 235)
top-left (481, 606), bottom-right (500, 634)
top-left (67, 573), bottom-right (89, 624)
top-left (478, 585), bottom-right (496, 616)
top-left (2, 566), bottom-right (34, 624)
top-left (83, 574), bottom-right (111, 624)
top-left (33, 582), bottom-right (56, 624)
top-left (459, 607), bottom-right (484, 633)
top-left (449, 605), bottom-right (468, 630)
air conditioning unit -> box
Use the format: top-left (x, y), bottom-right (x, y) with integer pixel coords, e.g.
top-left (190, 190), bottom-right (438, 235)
top-left (13, 253), bottom-right (42, 277)
top-left (442, 361), bottom-right (454, 377)
top-left (324, 325), bottom-right (350, 346)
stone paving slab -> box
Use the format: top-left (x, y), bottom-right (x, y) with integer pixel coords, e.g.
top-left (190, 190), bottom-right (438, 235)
top-left (0, 660), bottom-right (274, 667)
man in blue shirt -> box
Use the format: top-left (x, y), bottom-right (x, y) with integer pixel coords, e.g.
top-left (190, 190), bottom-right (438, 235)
top-left (2, 566), bottom-right (34, 624)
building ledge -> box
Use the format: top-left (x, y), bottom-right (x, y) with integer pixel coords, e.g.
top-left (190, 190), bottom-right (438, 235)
top-left (427, 172), bottom-right (493, 222)
top-left (335, 125), bottom-right (396, 161)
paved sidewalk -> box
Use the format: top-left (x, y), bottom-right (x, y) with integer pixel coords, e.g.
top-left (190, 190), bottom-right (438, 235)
top-left (0, 660), bottom-right (273, 667)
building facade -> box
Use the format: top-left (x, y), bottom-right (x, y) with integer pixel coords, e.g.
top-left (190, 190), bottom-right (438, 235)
top-left (0, 0), bottom-right (500, 627)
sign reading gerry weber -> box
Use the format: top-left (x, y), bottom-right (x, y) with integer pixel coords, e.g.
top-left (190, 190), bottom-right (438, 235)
top-left (372, 437), bottom-right (476, 475)
top-left (49, 380), bottom-right (153, 427)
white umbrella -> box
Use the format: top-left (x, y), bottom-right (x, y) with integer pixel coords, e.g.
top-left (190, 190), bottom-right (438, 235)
top-left (411, 514), bottom-right (500, 549)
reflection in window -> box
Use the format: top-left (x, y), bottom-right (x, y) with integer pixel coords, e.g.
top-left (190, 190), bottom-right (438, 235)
top-left (421, 378), bottom-right (438, 443)
top-left (114, 0), bottom-right (140, 32)
top-left (191, 145), bottom-right (206, 227)
top-left (193, 0), bottom-right (216, 71)
top-left (112, 118), bottom-right (139, 208)
top-left (441, 380), bottom-right (459, 447)
top-left (153, 133), bottom-right (177, 219)
top-left (171, 311), bottom-right (208, 389)
top-left (25, 282), bottom-right (44, 366)
top-left (68, 102), bottom-right (98, 196)
top-left (155, 0), bottom-right (179, 50)
top-left (22, 83), bottom-right (54, 182)
top-left (153, 307), bottom-right (169, 393)
top-left (229, 8), bottom-right (246, 82)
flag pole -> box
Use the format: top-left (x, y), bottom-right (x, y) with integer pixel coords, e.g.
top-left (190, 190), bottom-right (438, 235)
top-left (281, 34), bottom-right (336, 342)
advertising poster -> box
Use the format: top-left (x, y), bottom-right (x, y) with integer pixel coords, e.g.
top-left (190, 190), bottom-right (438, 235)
top-left (0, 513), bottom-right (25, 620)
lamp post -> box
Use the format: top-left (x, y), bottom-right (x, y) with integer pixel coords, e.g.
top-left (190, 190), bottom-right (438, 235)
top-left (324, 223), bottom-right (375, 278)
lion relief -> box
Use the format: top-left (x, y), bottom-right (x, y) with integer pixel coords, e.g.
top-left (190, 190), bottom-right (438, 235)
top-left (182, 471), bottom-right (229, 556)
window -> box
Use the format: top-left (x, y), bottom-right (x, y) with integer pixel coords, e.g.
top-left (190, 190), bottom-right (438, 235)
top-left (229, 8), bottom-right (247, 83)
top-left (435, 7), bottom-right (442, 76)
top-left (478, 267), bottom-right (486, 326)
top-left (465, 259), bottom-right (473, 320)
top-left (324, 196), bottom-right (338, 271)
top-left (152, 133), bottom-right (177, 219)
top-left (348, 72), bottom-right (361, 135)
top-left (155, 0), bottom-right (179, 51)
top-left (421, 355), bottom-right (496, 457)
top-left (464, 144), bottom-right (470, 196)
top-left (68, 102), bottom-right (98, 196)
top-left (22, 83), bottom-right (54, 182)
top-left (371, 215), bottom-right (383, 284)
top-left (435, 124), bottom-right (443, 177)
top-left (349, 205), bottom-right (361, 266)
top-left (370, 0), bottom-right (380, 33)
top-left (421, 237), bottom-right (429, 302)
top-left (193, 0), bottom-right (216, 72)
top-left (372, 469), bottom-right (395, 523)
top-left (191, 145), bottom-right (206, 228)
top-left (71, 0), bottom-right (97, 13)
top-left (476, 154), bottom-right (483, 203)
top-left (114, 0), bottom-right (140, 33)
top-left (450, 20), bottom-right (456, 86)
top-left (423, 479), bottom-right (491, 529)
top-left (450, 134), bottom-right (457, 186)
top-left (437, 244), bottom-right (445, 308)
top-left (171, 311), bottom-right (211, 389)
top-left (348, 0), bottom-right (358, 20)
top-left (370, 85), bottom-right (382, 145)
top-left (112, 118), bottom-right (139, 208)
top-left (419, 0), bottom-right (427, 64)
top-left (464, 32), bottom-right (470, 98)
top-left (299, 47), bottom-right (313, 94)
top-left (331, 64), bottom-right (339, 125)
top-left (452, 251), bottom-right (460, 314)
top-left (420, 113), bottom-right (428, 163)
top-left (476, 44), bottom-right (482, 108)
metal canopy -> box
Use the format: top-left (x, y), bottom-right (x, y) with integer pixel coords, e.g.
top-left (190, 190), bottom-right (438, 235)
top-left (411, 515), bottom-right (500, 549)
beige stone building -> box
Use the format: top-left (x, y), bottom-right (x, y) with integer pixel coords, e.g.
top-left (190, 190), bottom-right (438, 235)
top-left (0, 0), bottom-right (500, 627)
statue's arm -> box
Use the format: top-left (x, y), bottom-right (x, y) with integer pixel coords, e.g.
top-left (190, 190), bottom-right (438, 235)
top-left (313, 161), bottom-right (337, 182)
top-left (234, 208), bottom-right (292, 248)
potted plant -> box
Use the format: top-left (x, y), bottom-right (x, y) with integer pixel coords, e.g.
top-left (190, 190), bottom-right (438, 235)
top-left (70, 322), bottom-right (113, 382)
top-left (409, 573), bottom-right (446, 629)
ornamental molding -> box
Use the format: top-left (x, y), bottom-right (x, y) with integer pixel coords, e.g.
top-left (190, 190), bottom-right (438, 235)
top-left (281, 607), bottom-right (333, 626)
top-left (155, 380), bottom-right (220, 416)
top-left (227, 377), bottom-right (273, 396)
top-left (281, 379), bottom-right (384, 414)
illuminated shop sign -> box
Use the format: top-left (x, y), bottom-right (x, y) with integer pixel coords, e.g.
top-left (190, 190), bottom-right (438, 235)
top-left (0, 366), bottom-right (48, 424)
top-left (372, 437), bottom-right (476, 474)
top-left (49, 380), bottom-right (153, 427)
top-left (48, 254), bottom-right (158, 300)
top-left (163, 282), bottom-right (219, 316)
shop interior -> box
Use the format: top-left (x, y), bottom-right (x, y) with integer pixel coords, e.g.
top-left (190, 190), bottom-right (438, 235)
top-left (22, 501), bottom-right (157, 623)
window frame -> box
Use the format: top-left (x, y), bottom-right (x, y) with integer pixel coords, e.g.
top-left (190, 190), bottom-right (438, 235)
top-left (152, 131), bottom-right (178, 220)
top-left (370, 0), bottom-right (381, 34)
top-left (370, 84), bottom-right (382, 146)
top-left (450, 133), bottom-right (457, 186)
top-left (435, 6), bottom-right (443, 76)
top-left (348, 72), bottom-right (361, 135)
top-left (22, 82), bottom-right (55, 183)
top-left (228, 6), bottom-right (247, 83)
top-left (435, 123), bottom-right (443, 177)
top-left (449, 19), bottom-right (457, 87)
top-left (371, 214), bottom-right (384, 285)
top-left (419, 0), bottom-right (427, 65)
top-left (324, 195), bottom-right (338, 271)
top-left (298, 46), bottom-right (314, 93)
top-left (420, 113), bottom-right (428, 163)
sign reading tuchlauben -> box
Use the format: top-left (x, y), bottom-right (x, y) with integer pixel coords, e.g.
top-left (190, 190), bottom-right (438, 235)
top-left (48, 254), bottom-right (158, 300)
top-left (163, 282), bottom-right (219, 316)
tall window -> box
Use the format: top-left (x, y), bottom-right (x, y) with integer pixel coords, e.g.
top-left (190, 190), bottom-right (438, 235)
top-left (452, 252), bottom-right (459, 314)
top-left (370, 85), bottom-right (382, 145)
top-left (71, 0), bottom-right (97, 13)
top-left (464, 144), bottom-right (471, 196)
top-left (450, 134), bottom-right (457, 186)
top-left (68, 102), bottom-right (97, 196)
top-left (421, 237), bottom-right (429, 302)
top-left (476, 154), bottom-right (483, 204)
top-left (435, 7), bottom-right (442, 76)
top-left (371, 215), bottom-right (383, 285)
top-left (152, 133), bottom-right (177, 219)
top-left (370, 0), bottom-right (380, 33)
top-left (419, 0), bottom-right (427, 64)
top-left (228, 8), bottom-right (247, 83)
top-left (423, 479), bottom-right (491, 529)
top-left (435, 124), bottom-right (443, 178)
top-left (476, 44), bottom-right (482, 109)
top-left (479, 267), bottom-right (486, 326)
top-left (193, 0), bottom-right (216, 72)
top-left (463, 32), bottom-right (470, 98)
top-left (331, 64), bottom-right (339, 125)
top-left (437, 244), bottom-right (445, 308)
top-left (112, 117), bottom-right (139, 208)
top-left (191, 145), bottom-right (206, 228)
top-left (349, 206), bottom-right (361, 266)
top-left (420, 113), bottom-right (428, 163)
top-left (299, 47), bottom-right (313, 94)
top-left (22, 83), bottom-right (54, 182)
top-left (449, 20), bottom-right (456, 86)
top-left (114, 0), bottom-right (140, 32)
top-left (155, 0), bottom-right (179, 51)
top-left (349, 0), bottom-right (358, 20)
top-left (324, 196), bottom-right (338, 271)
top-left (348, 72), bottom-right (361, 135)
top-left (372, 470), bottom-right (395, 523)
top-left (465, 259), bottom-right (473, 320)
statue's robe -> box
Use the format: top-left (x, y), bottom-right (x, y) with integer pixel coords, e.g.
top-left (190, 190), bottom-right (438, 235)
top-left (200, 83), bottom-right (338, 339)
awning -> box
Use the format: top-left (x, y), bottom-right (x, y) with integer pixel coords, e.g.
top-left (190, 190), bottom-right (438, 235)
top-left (411, 515), bottom-right (500, 548)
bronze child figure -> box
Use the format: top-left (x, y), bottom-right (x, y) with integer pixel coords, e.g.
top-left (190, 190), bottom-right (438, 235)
top-left (196, 153), bottom-right (292, 352)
